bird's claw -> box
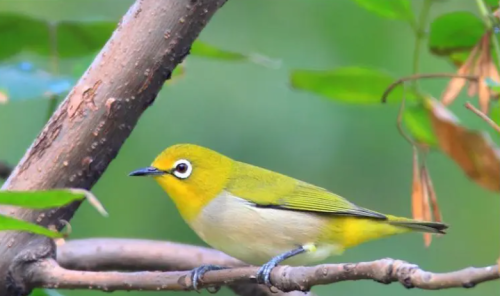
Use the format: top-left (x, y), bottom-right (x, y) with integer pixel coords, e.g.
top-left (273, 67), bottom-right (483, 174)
top-left (256, 261), bottom-right (278, 287)
top-left (190, 264), bottom-right (225, 292)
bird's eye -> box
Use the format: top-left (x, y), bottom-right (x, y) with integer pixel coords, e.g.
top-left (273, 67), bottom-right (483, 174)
top-left (172, 159), bottom-right (192, 179)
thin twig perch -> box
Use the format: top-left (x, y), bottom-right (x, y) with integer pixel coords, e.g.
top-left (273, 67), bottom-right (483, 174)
top-left (48, 238), bottom-right (500, 292)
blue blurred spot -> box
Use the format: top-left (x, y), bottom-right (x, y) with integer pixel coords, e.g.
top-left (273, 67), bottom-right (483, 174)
top-left (0, 63), bottom-right (75, 102)
top-left (18, 62), bottom-right (34, 72)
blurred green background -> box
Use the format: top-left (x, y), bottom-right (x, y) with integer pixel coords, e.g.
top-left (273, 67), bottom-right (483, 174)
top-left (0, 0), bottom-right (499, 296)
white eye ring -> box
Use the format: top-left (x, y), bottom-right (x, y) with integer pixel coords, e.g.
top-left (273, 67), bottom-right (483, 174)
top-left (172, 159), bottom-right (192, 179)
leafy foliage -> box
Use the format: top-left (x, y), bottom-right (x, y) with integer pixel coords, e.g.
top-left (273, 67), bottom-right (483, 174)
top-left (290, 0), bottom-right (500, 196)
top-left (0, 12), bottom-right (273, 103)
top-left (0, 189), bottom-right (106, 238)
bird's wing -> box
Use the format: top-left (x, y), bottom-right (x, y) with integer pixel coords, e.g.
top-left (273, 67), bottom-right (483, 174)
top-left (226, 161), bottom-right (387, 220)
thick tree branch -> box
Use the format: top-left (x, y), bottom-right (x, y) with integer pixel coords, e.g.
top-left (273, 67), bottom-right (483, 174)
top-left (0, 0), bottom-right (227, 295)
top-left (25, 238), bottom-right (500, 293)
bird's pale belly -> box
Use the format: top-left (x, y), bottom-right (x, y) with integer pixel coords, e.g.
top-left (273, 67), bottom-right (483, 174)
top-left (189, 191), bottom-right (344, 266)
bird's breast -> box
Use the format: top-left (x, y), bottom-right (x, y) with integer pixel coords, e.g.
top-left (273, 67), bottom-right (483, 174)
top-left (189, 191), bottom-right (343, 265)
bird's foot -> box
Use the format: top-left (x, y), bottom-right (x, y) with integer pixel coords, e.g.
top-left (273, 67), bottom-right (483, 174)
top-left (190, 264), bottom-right (226, 292)
top-left (256, 259), bottom-right (279, 287)
top-left (256, 246), bottom-right (307, 288)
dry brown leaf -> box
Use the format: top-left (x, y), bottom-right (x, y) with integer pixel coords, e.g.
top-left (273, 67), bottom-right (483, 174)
top-left (421, 165), bottom-right (442, 223)
top-left (420, 167), bottom-right (432, 247)
top-left (410, 148), bottom-right (436, 247)
top-left (467, 44), bottom-right (482, 97)
top-left (469, 33), bottom-right (492, 97)
top-left (487, 62), bottom-right (500, 84)
top-left (442, 31), bottom-right (498, 111)
top-left (442, 44), bottom-right (479, 105)
top-left (411, 147), bottom-right (424, 222)
top-left (479, 35), bottom-right (493, 113)
top-left (427, 98), bottom-right (500, 192)
top-left (478, 78), bottom-right (491, 114)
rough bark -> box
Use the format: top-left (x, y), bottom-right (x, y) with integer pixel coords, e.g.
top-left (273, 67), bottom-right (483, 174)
top-left (27, 238), bottom-right (500, 293)
top-left (0, 0), bottom-right (226, 295)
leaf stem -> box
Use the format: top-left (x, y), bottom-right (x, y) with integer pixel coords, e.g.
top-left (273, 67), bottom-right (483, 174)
top-left (411, 0), bottom-right (433, 86)
top-left (382, 73), bottom-right (479, 103)
top-left (465, 101), bottom-right (500, 133)
top-left (476, 0), bottom-right (500, 68)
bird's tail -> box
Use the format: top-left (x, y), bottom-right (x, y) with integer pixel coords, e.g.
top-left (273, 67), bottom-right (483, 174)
top-left (336, 215), bottom-right (448, 249)
top-left (386, 215), bottom-right (448, 234)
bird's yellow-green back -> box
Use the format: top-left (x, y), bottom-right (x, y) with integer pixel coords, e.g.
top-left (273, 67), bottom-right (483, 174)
top-left (225, 160), bottom-right (446, 248)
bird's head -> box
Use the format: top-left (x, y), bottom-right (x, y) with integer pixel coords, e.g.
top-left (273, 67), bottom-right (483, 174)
top-left (129, 143), bottom-right (233, 221)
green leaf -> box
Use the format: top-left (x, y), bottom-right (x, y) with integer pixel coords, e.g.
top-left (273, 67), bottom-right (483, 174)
top-left (448, 51), bottom-right (471, 66)
top-left (191, 41), bottom-right (246, 60)
top-left (0, 189), bottom-right (108, 216)
top-left (191, 41), bottom-right (281, 68)
top-left (485, 0), bottom-right (499, 9)
top-left (0, 215), bottom-right (61, 238)
top-left (0, 13), bottom-right (115, 60)
top-left (53, 22), bottom-right (115, 58)
top-left (28, 289), bottom-right (49, 296)
top-left (403, 103), bottom-right (438, 146)
top-left (0, 190), bottom-right (84, 208)
top-left (290, 67), bottom-right (416, 104)
top-left (351, 0), bottom-right (414, 21)
top-left (0, 189), bottom-right (107, 238)
top-left (429, 12), bottom-right (484, 56)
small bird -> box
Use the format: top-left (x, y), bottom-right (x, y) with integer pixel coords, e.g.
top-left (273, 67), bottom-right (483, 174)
top-left (129, 144), bottom-right (448, 289)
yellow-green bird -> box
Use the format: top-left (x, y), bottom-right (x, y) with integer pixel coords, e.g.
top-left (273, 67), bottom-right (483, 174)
top-left (129, 144), bottom-right (447, 289)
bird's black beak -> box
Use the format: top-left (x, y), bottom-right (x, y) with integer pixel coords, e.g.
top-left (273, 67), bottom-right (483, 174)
top-left (128, 166), bottom-right (166, 177)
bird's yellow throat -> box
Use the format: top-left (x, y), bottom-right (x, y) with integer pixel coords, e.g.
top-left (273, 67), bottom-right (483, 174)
top-left (150, 144), bottom-right (233, 222)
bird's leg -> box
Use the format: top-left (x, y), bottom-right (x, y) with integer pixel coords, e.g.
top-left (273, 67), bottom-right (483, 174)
top-left (189, 264), bottom-right (227, 291)
top-left (256, 245), bottom-right (310, 287)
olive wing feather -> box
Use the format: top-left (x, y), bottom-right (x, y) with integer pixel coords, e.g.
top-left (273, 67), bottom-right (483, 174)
top-left (226, 161), bottom-right (386, 220)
